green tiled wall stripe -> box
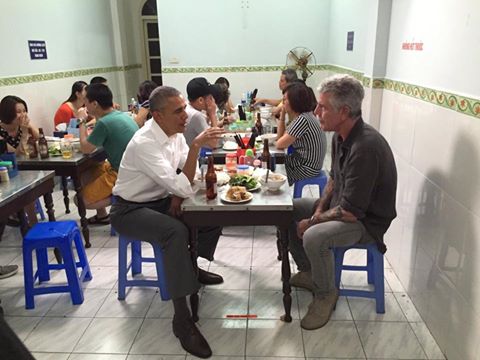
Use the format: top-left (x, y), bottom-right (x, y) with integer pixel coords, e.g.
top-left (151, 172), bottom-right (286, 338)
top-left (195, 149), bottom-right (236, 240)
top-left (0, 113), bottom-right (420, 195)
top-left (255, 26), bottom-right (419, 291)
top-left (162, 65), bottom-right (288, 73)
top-left (0, 64), bottom-right (142, 87)
top-left (383, 79), bottom-right (480, 119)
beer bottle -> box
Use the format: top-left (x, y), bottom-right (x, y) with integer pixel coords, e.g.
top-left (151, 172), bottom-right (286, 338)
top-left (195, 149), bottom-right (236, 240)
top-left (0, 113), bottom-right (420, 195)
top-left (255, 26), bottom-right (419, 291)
top-left (38, 128), bottom-right (49, 159)
top-left (26, 130), bottom-right (38, 159)
top-left (255, 113), bottom-right (263, 135)
top-left (205, 156), bottom-right (217, 200)
top-left (261, 139), bottom-right (271, 170)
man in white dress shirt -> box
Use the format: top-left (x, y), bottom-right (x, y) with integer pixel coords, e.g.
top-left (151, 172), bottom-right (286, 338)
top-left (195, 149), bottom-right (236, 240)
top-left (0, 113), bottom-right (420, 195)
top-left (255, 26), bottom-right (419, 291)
top-left (111, 86), bottom-right (224, 358)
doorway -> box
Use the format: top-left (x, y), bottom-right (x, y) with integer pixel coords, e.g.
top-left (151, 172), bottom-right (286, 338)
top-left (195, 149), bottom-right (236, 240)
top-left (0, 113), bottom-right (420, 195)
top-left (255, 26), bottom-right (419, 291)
top-left (141, 0), bottom-right (162, 85)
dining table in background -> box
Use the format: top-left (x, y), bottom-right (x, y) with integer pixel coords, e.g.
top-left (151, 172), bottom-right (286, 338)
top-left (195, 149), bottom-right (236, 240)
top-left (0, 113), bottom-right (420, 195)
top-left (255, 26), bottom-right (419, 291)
top-left (181, 165), bottom-right (294, 322)
top-left (17, 149), bottom-right (107, 248)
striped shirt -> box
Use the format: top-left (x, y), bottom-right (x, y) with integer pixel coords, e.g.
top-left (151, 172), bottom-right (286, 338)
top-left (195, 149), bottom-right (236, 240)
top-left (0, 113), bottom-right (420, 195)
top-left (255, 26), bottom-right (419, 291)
top-left (285, 112), bottom-right (326, 185)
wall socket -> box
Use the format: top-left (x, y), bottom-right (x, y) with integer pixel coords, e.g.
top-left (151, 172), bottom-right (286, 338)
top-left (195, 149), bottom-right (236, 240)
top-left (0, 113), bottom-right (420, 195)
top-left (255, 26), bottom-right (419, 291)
top-left (169, 57), bottom-right (179, 64)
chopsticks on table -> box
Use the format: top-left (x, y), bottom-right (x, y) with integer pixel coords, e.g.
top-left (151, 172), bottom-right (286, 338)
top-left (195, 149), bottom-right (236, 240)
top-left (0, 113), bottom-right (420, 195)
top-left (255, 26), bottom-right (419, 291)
top-left (234, 133), bottom-right (245, 149)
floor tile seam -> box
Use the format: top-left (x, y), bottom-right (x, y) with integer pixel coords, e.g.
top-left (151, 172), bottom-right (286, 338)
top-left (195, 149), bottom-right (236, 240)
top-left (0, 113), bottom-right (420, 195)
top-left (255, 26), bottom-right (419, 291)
top-left (405, 319), bottom-right (431, 360)
top-left (348, 296), bottom-right (368, 360)
top-left (126, 316), bottom-right (149, 357)
top-left (390, 291), bottom-right (418, 323)
top-left (141, 288), bottom-right (167, 320)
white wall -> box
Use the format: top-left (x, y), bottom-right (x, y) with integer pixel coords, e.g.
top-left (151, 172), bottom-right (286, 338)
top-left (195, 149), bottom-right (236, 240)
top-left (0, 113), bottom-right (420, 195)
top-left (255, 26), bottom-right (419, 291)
top-left (0, 0), bottom-right (138, 135)
top-left (381, 1), bottom-right (480, 359)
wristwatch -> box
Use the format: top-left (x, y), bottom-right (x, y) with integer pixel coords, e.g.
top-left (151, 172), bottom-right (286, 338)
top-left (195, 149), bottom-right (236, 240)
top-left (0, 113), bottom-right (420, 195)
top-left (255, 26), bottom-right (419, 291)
top-left (308, 215), bottom-right (316, 225)
top-left (78, 118), bottom-right (87, 126)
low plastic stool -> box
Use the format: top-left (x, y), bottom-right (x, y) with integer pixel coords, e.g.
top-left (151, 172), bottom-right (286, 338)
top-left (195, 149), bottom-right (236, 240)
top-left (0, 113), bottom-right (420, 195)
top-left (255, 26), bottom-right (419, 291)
top-left (334, 243), bottom-right (385, 313)
top-left (293, 170), bottom-right (328, 198)
top-left (22, 221), bottom-right (92, 309)
top-left (117, 235), bottom-right (170, 301)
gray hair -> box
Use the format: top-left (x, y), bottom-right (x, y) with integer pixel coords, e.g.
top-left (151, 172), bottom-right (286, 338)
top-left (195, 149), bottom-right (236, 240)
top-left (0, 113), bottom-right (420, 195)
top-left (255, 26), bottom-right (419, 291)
top-left (318, 75), bottom-right (364, 118)
top-left (149, 86), bottom-right (182, 112)
top-left (282, 68), bottom-right (298, 83)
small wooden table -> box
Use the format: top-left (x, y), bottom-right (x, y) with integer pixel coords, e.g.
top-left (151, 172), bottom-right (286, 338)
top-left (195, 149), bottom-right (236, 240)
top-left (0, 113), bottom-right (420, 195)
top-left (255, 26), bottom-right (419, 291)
top-left (181, 168), bottom-right (293, 322)
top-left (17, 149), bottom-right (106, 248)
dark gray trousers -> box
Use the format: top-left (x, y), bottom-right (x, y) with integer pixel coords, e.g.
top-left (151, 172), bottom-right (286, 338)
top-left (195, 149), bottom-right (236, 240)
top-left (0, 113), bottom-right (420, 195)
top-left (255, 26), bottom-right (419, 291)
top-left (110, 196), bottom-right (222, 299)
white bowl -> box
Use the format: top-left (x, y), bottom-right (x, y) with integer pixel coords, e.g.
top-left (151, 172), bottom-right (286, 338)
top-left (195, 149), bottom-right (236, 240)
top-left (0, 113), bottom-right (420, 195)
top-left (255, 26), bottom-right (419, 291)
top-left (259, 172), bottom-right (287, 191)
top-left (261, 133), bottom-right (277, 145)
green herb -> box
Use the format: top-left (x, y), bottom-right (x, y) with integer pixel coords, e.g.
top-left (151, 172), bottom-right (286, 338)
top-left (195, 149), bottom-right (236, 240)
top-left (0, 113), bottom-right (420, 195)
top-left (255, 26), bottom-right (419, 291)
top-left (228, 175), bottom-right (257, 190)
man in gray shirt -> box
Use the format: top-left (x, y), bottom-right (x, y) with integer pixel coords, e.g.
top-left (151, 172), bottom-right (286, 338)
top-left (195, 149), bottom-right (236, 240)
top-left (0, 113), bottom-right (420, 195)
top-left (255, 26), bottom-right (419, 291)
top-left (184, 77), bottom-right (221, 146)
top-left (288, 75), bottom-right (397, 330)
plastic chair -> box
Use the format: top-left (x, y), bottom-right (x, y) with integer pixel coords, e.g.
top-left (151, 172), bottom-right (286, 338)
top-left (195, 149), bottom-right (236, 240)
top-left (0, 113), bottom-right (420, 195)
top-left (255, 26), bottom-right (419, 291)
top-left (117, 235), bottom-right (170, 301)
top-left (293, 170), bottom-right (328, 198)
top-left (334, 243), bottom-right (385, 313)
top-left (22, 221), bottom-right (92, 309)
top-left (34, 198), bottom-right (46, 221)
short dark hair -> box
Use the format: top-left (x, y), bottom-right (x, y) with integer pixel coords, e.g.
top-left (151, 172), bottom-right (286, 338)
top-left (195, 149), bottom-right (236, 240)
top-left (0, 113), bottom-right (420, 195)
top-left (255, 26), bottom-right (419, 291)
top-left (86, 84), bottom-right (113, 109)
top-left (66, 81), bottom-right (88, 103)
top-left (90, 76), bottom-right (107, 85)
top-left (215, 77), bottom-right (230, 88)
top-left (281, 68), bottom-right (298, 83)
top-left (283, 82), bottom-right (316, 114)
top-left (212, 83), bottom-right (230, 109)
top-left (149, 86), bottom-right (182, 112)
top-left (137, 80), bottom-right (158, 103)
top-left (0, 95), bottom-right (28, 124)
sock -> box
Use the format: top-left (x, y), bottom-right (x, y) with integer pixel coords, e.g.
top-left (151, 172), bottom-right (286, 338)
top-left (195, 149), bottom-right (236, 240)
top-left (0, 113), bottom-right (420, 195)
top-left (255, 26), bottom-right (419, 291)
top-left (172, 297), bottom-right (191, 321)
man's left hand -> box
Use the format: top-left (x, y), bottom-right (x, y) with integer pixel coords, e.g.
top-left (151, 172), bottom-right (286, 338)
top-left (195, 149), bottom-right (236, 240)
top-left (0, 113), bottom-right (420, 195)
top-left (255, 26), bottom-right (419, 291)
top-left (168, 195), bottom-right (184, 218)
top-left (296, 219), bottom-right (311, 239)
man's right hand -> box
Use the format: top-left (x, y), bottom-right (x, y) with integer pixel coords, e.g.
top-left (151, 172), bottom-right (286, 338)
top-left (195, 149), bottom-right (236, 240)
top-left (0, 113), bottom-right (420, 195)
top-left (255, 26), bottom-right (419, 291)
top-left (192, 127), bottom-right (225, 149)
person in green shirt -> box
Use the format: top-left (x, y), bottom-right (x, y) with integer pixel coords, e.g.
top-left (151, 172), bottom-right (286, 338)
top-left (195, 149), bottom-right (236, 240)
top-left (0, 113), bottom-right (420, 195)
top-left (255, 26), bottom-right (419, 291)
top-left (79, 83), bottom-right (138, 224)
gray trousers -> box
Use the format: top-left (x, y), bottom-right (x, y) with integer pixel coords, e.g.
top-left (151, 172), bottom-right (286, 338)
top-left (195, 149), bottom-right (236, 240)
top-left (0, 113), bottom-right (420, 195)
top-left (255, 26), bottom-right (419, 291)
top-left (289, 198), bottom-right (374, 296)
top-left (110, 196), bottom-right (222, 300)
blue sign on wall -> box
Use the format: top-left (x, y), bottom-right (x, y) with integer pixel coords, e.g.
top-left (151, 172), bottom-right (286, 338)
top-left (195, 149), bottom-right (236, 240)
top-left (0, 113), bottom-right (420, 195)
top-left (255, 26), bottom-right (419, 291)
top-left (346, 31), bottom-right (354, 51)
top-left (28, 40), bottom-right (48, 60)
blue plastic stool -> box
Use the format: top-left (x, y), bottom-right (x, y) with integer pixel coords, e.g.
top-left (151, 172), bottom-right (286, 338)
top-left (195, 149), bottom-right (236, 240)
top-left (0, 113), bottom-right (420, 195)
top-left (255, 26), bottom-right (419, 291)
top-left (22, 221), bottom-right (92, 309)
top-left (293, 170), bottom-right (328, 198)
top-left (34, 198), bottom-right (46, 221)
top-left (334, 243), bottom-right (385, 313)
top-left (117, 235), bottom-right (170, 301)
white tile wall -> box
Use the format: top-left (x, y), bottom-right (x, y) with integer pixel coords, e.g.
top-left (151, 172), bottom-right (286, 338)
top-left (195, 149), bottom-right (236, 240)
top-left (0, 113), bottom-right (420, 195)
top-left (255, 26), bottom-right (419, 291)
top-left (381, 89), bottom-right (480, 360)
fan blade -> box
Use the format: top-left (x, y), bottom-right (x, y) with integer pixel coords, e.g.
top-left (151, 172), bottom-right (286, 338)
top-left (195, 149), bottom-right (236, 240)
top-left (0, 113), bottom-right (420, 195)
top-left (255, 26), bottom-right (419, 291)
top-left (306, 66), bottom-right (314, 76)
top-left (289, 50), bottom-right (300, 62)
top-left (305, 51), bottom-right (313, 60)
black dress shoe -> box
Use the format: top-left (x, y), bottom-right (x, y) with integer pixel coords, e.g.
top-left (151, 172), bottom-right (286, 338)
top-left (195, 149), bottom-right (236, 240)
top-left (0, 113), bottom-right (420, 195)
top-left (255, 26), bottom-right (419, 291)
top-left (172, 316), bottom-right (212, 358)
top-left (198, 268), bottom-right (224, 285)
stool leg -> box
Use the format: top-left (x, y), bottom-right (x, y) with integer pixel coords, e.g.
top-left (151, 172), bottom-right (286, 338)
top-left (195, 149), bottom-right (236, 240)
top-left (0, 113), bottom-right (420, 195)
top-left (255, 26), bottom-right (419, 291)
top-left (334, 249), bottom-right (346, 289)
top-left (131, 241), bottom-right (142, 276)
top-left (367, 250), bottom-right (374, 284)
top-left (73, 230), bottom-right (92, 281)
top-left (374, 253), bottom-right (385, 314)
top-left (118, 237), bottom-right (128, 300)
top-left (60, 242), bottom-right (84, 305)
top-left (35, 248), bottom-right (50, 282)
top-left (23, 245), bottom-right (36, 309)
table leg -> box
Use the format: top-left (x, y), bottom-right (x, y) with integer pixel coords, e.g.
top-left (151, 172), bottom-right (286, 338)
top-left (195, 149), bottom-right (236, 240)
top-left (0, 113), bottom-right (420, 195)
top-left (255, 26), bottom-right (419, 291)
top-left (279, 226), bottom-right (292, 322)
top-left (17, 210), bottom-right (29, 237)
top-left (43, 192), bottom-right (62, 263)
top-left (71, 175), bottom-right (91, 248)
top-left (189, 225), bottom-right (199, 322)
top-left (61, 176), bottom-right (70, 214)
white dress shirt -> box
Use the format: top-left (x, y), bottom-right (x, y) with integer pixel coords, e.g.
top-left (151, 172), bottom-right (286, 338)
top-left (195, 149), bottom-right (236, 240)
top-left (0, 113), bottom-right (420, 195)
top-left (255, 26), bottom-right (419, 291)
top-left (113, 119), bottom-right (195, 202)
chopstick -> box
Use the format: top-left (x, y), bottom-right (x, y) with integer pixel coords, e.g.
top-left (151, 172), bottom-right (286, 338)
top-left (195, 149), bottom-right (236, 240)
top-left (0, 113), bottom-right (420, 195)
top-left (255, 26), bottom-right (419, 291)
top-left (234, 133), bottom-right (245, 149)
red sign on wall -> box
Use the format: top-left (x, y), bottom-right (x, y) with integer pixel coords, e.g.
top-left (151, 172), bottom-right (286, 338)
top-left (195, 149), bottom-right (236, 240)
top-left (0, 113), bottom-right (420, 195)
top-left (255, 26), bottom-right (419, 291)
top-left (402, 41), bottom-right (423, 51)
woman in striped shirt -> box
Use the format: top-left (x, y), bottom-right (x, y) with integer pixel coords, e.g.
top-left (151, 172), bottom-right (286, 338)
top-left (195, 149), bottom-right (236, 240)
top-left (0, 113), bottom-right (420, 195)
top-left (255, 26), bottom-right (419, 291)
top-left (276, 82), bottom-right (327, 186)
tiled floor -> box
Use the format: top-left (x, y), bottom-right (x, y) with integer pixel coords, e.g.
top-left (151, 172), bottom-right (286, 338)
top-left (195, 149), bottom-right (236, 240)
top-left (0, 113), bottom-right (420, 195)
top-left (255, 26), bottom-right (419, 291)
top-left (0, 186), bottom-right (446, 359)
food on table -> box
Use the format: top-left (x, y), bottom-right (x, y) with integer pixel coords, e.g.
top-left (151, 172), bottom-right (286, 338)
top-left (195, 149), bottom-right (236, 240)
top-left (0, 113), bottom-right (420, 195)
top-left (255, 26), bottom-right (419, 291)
top-left (226, 186), bottom-right (250, 201)
top-left (228, 174), bottom-right (258, 190)
top-left (48, 144), bottom-right (62, 156)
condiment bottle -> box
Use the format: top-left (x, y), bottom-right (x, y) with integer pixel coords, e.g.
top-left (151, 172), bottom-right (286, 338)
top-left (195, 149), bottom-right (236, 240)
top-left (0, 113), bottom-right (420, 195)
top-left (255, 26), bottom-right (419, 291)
top-left (244, 148), bottom-right (254, 166)
top-left (255, 113), bottom-right (263, 135)
top-left (38, 128), bottom-right (49, 159)
top-left (26, 130), bottom-right (38, 159)
top-left (0, 166), bottom-right (9, 182)
top-left (205, 156), bottom-right (217, 200)
top-left (261, 139), bottom-right (271, 170)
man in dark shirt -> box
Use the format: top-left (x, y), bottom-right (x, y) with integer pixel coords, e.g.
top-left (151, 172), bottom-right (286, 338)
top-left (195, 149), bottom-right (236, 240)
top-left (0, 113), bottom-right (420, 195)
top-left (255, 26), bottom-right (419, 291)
top-left (288, 74), bottom-right (397, 330)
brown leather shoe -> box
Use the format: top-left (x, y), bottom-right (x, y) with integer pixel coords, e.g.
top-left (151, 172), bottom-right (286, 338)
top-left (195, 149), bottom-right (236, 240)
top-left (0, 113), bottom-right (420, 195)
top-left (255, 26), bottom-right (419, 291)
top-left (300, 288), bottom-right (339, 330)
top-left (289, 271), bottom-right (314, 291)
top-left (198, 268), bottom-right (223, 285)
top-left (172, 316), bottom-right (212, 358)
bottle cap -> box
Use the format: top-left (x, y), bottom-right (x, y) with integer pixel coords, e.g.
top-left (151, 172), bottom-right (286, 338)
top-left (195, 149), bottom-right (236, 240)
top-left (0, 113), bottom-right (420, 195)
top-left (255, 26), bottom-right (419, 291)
top-left (0, 166), bottom-right (7, 171)
top-left (236, 164), bottom-right (249, 170)
top-left (245, 149), bottom-right (254, 157)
